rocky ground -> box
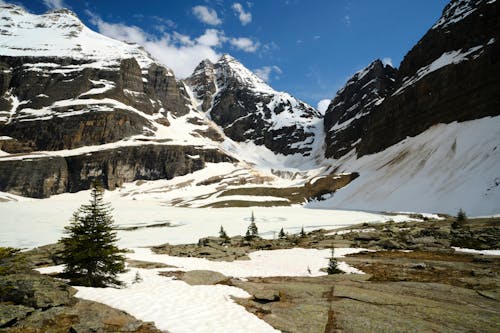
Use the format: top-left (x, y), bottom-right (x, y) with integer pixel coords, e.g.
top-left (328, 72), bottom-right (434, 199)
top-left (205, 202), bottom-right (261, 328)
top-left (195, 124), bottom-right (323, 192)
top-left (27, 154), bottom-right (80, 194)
top-left (1, 215), bottom-right (499, 332)
top-left (0, 247), bottom-right (162, 333)
top-left (151, 215), bottom-right (500, 332)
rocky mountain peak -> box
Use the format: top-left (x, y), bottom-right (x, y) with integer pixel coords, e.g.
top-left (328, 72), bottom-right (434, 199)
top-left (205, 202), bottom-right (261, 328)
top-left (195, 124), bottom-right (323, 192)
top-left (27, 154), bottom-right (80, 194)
top-left (214, 54), bottom-right (275, 94)
top-left (323, 59), bottom-right (397, 158)
top-left (185, 59), bottom-right (217, 112)
top-left (183, 55), bottom-right (322, 156)
top-left (432, 0), bottom-right (486, 30)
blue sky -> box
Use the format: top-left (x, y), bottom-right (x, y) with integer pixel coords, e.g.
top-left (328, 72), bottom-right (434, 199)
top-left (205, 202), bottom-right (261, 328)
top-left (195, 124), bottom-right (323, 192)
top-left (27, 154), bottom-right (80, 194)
top-left (11, 0), bottom-right (449, 110)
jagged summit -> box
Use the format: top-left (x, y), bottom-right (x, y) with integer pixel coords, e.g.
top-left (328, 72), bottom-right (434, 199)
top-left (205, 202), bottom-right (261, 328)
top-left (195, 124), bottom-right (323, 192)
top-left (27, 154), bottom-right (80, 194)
top-left (323, 59), bottom-right (397, 158)
top-left (184, 55), bottom-right (322, 156)
top-left (432, 0), bottom-right (488, 30)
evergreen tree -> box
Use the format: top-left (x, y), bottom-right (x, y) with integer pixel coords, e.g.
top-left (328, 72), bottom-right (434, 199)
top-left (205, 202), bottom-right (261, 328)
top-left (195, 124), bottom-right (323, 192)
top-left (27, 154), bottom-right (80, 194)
top-left (278, 227), bottom-right (286, 239)
top-left (327, 247), bottom-right (342, 275)
top-left (248, 216), bottom-right (258, 237)
top-left (219, 226), bottom-right (230, 243)
top-left (452, 208), bottom-right (467, 229)
top-left (133, 271), bottom-right (143, 284)
top-left (59, 180), bottom-right (126, 287)
top-left (300, 226), bottom-right (306, 238)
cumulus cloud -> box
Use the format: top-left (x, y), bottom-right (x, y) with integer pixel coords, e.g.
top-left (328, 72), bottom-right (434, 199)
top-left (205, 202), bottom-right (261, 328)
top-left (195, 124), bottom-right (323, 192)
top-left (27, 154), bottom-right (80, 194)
top-left (382, 57), bottom-right (393, 67)
top-left (86, 12), bottom-right (260, 78)
top-left (232, 3), bottom-right (252, 25)
top-left (192, 5), bottom-right (222, 25)
top-left (253, 65), bottom-right (282, 82)
top-left (317, 99), bottom-right (331, 113)
top-left (87, 11), bottom-right (221, 78)
top-left (43, 0), bottom-right (66, 9)
top-left (229, 37), bottom-right (259, 52)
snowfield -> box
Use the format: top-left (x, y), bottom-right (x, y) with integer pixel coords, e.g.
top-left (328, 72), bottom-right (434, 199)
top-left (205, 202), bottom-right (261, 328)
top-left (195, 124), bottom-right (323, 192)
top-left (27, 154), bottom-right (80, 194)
top-left (0, 187), bottom-right (411, 249)
top-left (312, 116), bottom-right (500, 216)
top-left (37, 247), bottom-right (368, 333)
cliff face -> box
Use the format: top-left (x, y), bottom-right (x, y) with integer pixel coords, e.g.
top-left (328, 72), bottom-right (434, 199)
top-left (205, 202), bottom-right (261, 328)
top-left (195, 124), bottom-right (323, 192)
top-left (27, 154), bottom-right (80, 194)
top-left (324, 0), bottom-right (500, 158)
top-left (0, 145), bottom-right (234, 198)
top-left (323, 60), bottom-right (397, 159)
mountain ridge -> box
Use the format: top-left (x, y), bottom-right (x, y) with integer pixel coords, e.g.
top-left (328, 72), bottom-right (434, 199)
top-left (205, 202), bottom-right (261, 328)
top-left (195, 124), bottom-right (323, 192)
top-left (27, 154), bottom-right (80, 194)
top-left (0, 0), bottom-right (498, 215)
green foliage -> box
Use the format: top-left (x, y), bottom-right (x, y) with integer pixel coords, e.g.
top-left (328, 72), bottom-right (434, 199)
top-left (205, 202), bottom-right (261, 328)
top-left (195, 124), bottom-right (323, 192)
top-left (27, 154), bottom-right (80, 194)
top-left (219, 226), bottom-right (230, 243)
top-left (327, 248), bottom-right (342, 275)
top-left (452, 208), bottom-right (467, 229)
top-left (0, 247), bottom-right (22, 275)
top-left (278, 227), bottom-right (286, 239)
top-left (59, 180), bottom-right (126, 287)
top-left (244, 211), bottom-right (259, 240)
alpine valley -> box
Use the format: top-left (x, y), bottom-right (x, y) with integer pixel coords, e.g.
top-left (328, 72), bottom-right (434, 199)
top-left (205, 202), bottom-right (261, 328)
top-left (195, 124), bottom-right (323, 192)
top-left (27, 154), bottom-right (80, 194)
top-left (1, 1), bottom-right (500, 333)
top-left (1, 0), bottom-right (498, 215)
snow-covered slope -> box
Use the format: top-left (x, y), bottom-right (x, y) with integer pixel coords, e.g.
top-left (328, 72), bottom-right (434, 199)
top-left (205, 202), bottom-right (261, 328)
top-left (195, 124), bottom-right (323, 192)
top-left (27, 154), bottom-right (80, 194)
top-left (312, 116), bottom-right (500, 215)
top-left (184, 55), bottom-right (324, 157)
top-left (0, 5), bottom-right (155, 70)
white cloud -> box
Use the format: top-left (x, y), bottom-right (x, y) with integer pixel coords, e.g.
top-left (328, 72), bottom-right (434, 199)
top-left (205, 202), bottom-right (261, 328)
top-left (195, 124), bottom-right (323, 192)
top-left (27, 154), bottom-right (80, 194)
top-left (232, 3), bottom-right (252, 25)
top-left (313, 35), bottom-right (320, 40)
top-left (192, 5), bottom-right (222, 25)
top-left (43, 0), bottom-right (66, 9)
top-left (344, 15), bottom-right (351, 26)
top-left (253, 65), bottom-right (282, 82)
top-left (382, 57), bottom-right (393, 67)
top-left (87, 11), bottom-right (221, 78)
top-left (229, 37), bottom-right (259, 52)
top-left (317, 99), bottom-right (331, 113)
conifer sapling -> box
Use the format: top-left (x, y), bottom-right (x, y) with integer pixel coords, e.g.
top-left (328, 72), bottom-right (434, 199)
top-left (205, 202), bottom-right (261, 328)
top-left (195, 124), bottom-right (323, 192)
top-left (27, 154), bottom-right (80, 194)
top-left (219, 226), bottom-right (230, 243)
top-left (327, 247), bottom-right (342, 275)
top-left (59, 180), bottom-right (126, 287)
top-left (278, 227), bottom-right (286, 239)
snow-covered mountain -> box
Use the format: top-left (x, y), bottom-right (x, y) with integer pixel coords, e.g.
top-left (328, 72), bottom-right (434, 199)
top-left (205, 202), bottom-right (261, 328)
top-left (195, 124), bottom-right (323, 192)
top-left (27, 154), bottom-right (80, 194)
top-left (319, 0), bottom-right (500, 215)
top-left (0, 4), bottom-right (324, 200)
top-left (0, 4), bottom-right (236, 197)
top-left (0, 0), bottom-right (498, 215)
top-left (184, 55), bottom-right (323, 156)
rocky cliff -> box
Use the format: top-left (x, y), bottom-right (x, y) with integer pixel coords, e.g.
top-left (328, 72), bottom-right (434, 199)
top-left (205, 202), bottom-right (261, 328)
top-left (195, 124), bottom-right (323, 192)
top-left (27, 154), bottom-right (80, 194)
top-left (185, 55), bottom-right (323, 156)
top-left (0, 5), bottom-right (191, 151)
top-left (324, 0), bottom-right (499, 158)
top-left (0, 5), bottom-right (236, 197)
top-left (323, 60), bottom-right (397, 159)
top-left (0, 145), bottom-right (234, 198)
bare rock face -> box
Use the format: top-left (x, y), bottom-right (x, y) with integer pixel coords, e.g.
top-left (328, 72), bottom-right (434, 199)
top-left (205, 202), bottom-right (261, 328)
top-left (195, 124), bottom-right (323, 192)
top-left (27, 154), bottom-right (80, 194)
top-left (0, 145), bottom-right (235, 198)
top-left (185, 55), bottom-right (322, 156)
top-left (324, 0), bottom-right (500, 159)
top-left (324, 60), bottom-right (397, 158)
top-left (184, 59), bottom-right (217, 113)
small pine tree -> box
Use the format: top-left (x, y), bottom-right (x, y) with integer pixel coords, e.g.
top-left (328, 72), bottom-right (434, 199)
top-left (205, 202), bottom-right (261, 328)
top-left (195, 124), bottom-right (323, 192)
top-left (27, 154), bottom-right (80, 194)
top-left (133, 271), bottom-right (143, 284)
top-left (300, 226), bottom-right (306, 238)
top-left (452, 208), bottom-right (467, 229)
top-left (327, 248), bottom-right (342, 275)
top-left (219, 226), bottom-right (230, 243)
top-left (246, 211), bottom-right (258, 238)
top-left (59, 180), bottom-right (126, 287)
top-left (278, 227), bottom-right (286, 239)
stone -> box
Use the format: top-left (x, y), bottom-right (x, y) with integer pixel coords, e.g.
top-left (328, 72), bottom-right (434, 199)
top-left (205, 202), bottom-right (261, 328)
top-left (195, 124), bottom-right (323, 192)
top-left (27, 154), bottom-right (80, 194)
top-left (253, 289), bottom-right (280, 303)
top-left (0, 304), bottom-right (33, 327)
top-left (0, 274), bottom-right (75, 309)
